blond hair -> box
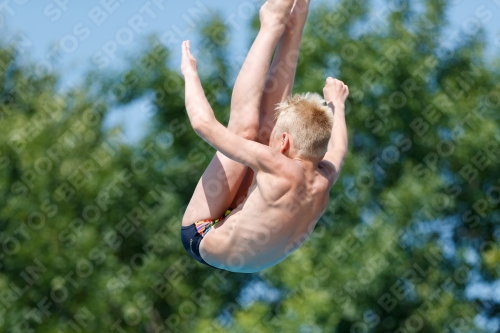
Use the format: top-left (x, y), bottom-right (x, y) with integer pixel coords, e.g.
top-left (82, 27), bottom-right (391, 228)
top-left (274, 93), bottom-right (333, 158)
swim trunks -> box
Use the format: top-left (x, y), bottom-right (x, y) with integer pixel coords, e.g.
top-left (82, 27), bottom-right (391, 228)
top-left (180, 210), bottom-right (232, 268)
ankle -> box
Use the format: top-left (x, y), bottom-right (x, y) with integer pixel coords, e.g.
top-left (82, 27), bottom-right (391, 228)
top-left (261, 21), bottom-right (287, 37)
top-left (259, 2), bottom-right (292, 34)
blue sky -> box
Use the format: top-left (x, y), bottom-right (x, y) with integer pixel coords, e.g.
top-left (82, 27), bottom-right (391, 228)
top-left (1, 0), bottom-right (499, 143)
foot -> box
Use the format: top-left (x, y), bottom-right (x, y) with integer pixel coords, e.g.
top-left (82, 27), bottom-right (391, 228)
top-left (268, 0), bottom-right (295, 13)
top-left (260, 0), bottom-right (295, 32)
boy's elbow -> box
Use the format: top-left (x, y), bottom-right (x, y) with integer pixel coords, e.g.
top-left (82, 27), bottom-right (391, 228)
top-left (191, 120), bottom-right (205, 135)
top-left (191, 117), bottom-right (213, 137)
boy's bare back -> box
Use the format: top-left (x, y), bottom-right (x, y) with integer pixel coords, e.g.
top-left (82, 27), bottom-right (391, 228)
top-left (200, 156), bottom-right (333, 273)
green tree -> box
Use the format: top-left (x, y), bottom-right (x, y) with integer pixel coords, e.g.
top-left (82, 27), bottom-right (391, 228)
top-left (0, 0), bottom-right (499, 332)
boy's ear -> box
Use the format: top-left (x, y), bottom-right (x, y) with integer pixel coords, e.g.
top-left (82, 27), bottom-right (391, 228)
top-left (280, 133), bottom-right (290, 153)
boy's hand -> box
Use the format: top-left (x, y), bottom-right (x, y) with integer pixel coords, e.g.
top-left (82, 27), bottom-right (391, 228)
top-left (181, 40), bottom-right (198, 78)
top-left (323, 77), bottom-right (349, 108)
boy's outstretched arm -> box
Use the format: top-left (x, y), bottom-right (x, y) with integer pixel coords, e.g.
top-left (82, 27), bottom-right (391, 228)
top-left (322, 77), bottom-right (349, 185)
top-left (181, 41), bottom-right (280, 173)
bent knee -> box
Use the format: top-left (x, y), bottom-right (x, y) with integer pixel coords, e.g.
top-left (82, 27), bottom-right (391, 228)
top-left (238, 127), bottom-right (259, 141)
top-left (228, 115), bottom-right (259, 139)
top-left (228, 123), bottom-right (259, 141)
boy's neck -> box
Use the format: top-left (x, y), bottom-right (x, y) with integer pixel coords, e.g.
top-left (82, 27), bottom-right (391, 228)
top-left (291, 155), bottom-right (322, 167)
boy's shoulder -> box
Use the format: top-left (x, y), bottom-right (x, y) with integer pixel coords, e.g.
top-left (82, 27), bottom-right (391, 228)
top-left (274, 156), bottom-right (305, 176)
top-left (261, 152), bottom-right (296, 172)
top-left (276, 158), bottom-right (331, 184)
top-left (318, 160), bottom-right (337, 188)
top-left (259, 157), bottom-right (305, 190)
top-left (260, 154), bottom-right (331, 188)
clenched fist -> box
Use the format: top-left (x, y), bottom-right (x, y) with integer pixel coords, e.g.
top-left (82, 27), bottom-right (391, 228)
top-left (323, 77), bottom-right (349, 108)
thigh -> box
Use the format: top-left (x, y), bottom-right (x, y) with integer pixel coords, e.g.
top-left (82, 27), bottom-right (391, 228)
top-left (230, 168), bottom-right (255, 208)
top-left (182, 151), bottom-right (248, 227)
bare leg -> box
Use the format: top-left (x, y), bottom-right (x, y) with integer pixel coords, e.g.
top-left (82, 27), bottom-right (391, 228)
top-left (228, 0), bottom-right (296, 136)
top-left (182, 0), bottom-right (294, 226)
top-left (231, 0), bottom-right (310, 207)
top-left (258, 0), bottom-right (310, 145)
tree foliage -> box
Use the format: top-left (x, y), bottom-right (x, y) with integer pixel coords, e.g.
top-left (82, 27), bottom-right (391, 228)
top-left (1, 0), bottom-right (499, 332)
